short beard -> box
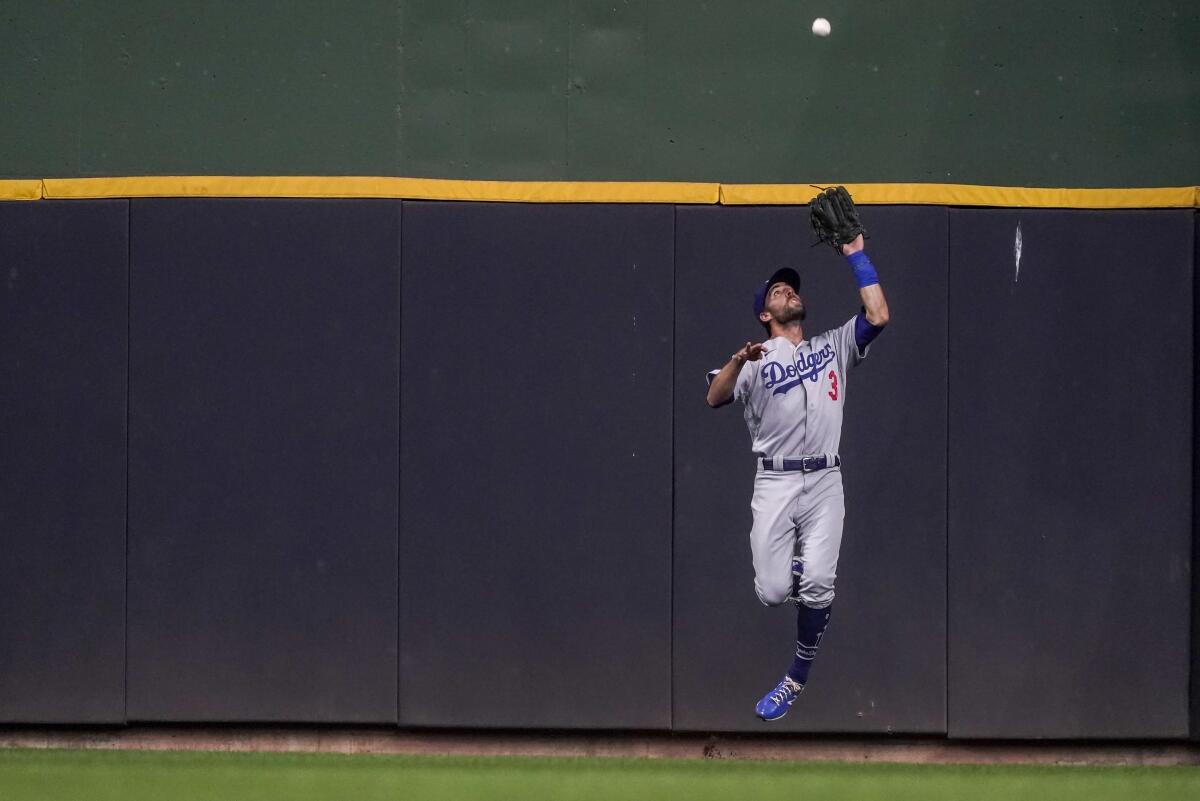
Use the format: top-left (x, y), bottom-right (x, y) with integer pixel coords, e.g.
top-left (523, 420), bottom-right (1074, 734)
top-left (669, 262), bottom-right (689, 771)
top-left (775, 303), bottom-right (806, 324)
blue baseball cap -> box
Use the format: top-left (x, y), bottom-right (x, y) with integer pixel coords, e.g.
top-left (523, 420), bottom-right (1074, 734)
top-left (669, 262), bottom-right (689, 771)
top-left (753, 267), bottom-right (801, 318)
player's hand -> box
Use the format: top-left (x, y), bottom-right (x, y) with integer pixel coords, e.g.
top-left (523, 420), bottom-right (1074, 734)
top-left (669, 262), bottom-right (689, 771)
top-left (840, 233), bottom-right (865, 256)
top-left (732, 341), bottom-right (768, 365)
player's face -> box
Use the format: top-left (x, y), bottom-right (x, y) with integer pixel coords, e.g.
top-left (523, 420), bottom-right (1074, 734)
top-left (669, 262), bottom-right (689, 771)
top-left (765, 282), bottom-right (806, 324)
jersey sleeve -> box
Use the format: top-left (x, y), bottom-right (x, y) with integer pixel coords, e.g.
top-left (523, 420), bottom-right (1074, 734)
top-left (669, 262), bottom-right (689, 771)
top-left (705, 360), bottom-right (757, 402)
top-left (835, 314), bottom-right (870, 368)
top-left (733, 360), bottom-right (757, 403)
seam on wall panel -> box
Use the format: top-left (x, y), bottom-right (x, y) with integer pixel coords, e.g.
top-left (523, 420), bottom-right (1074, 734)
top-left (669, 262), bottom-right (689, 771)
top-left (943, 207), bottom-right (952, 737)
top-left (396, 200), bottom-right (403, 728)
top-left (124, 199), bottom-right (132, 724)
top-left (669, 204), bottom-right (677, 731)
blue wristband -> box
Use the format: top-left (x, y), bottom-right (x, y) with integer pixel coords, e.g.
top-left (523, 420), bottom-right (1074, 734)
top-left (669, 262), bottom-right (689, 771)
top-left (846, 251), bottom-right (879, 289)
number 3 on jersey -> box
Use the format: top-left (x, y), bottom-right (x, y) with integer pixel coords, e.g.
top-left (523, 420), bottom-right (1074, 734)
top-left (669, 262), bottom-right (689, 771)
top-left (827, 370), bottom-right (839, 401)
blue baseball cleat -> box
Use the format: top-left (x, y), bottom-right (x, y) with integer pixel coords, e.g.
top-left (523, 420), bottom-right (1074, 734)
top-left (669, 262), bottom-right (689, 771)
top-left (755, 676), bottom-right (804, 721)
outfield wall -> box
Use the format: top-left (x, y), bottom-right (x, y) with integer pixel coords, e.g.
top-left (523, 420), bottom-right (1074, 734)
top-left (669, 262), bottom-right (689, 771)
top-left (0, 198), bottom-right (1193, 739)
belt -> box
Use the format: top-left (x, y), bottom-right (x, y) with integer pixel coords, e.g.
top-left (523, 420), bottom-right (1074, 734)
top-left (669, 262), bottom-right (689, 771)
top-left (759, 454), bottom-right (841, 472)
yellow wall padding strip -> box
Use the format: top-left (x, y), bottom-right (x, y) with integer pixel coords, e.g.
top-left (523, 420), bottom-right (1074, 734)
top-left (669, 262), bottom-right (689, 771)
top-left (0, 180), bottom-right (44, 201)
top-left (721, 182), bottom-right (1199, 209)
top-left (43, 176), bottom-right (721, 204)
top-left (34, 177), bottom-right (1200, 208)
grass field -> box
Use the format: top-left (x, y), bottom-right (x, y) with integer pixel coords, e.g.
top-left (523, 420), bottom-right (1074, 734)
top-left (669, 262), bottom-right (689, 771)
top-left (2, 748), bottom-right (1199, 801)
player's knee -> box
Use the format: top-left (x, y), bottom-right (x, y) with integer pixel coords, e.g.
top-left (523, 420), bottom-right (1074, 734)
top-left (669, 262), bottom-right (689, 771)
top-left (799, 588), bottom-right (835, 608)
top-left (755, 577), bottom-right (793, 607)
top-left (798, 569), bottom-right (836, 606)
top-left (807, 566), bottom-right (836, 592)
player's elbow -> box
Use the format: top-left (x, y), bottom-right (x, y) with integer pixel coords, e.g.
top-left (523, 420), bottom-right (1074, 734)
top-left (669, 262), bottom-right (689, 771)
top-left (706, 393), bottom-right (732, 409)
top-left (867, 305), bottom-right (889, 328)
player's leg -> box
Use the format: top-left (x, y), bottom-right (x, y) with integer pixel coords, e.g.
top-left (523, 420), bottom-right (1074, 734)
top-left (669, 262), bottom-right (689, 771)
top-left (747, 470), bottom-right (803, 606)
top-left (788, 470), bottom-right (845, 684)
top-left (755, 471), bottom-right (845, 722)
top-left (788, 596), bottom-right (833, 688)
top-left (792, 470), bottom-right (845, 610)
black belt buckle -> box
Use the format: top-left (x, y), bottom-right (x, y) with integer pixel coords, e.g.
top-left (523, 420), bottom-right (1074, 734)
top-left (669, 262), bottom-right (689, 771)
top-left (801, 456), bottom-right (823, 471)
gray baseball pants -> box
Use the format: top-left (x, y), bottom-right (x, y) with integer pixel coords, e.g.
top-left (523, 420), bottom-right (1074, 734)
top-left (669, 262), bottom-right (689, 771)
top-left (749, 465), bottom-right (845, 609)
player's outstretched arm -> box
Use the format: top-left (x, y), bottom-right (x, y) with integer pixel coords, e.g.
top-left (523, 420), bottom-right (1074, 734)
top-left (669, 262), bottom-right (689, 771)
top-left (706, 341), bottom-right (766, 408)
top-left (842, 234), bottom-right (889, 327)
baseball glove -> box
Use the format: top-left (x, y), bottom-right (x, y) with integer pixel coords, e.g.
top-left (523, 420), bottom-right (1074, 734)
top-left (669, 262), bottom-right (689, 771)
top-left (809, 186), bottom-right (866, 254)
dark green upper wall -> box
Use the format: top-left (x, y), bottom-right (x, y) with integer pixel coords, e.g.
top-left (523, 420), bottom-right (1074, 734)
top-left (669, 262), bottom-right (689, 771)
top-left (3, 0), bottom-right (1197, 186)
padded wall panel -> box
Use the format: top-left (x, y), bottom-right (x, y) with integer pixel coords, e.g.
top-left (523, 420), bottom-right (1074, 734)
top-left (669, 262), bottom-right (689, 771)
top-left (1194, 211), bottom-right (1200, 742)
top-left (127, 199), bottom-right (399, 722)
top-left (399, 201), bottom-right (673, 729)
top-left (948, 209), bottom-right (1192, 738)
top-left (0, 200), bottom-right (128, 722)
top-left (673, 205), bottom-right (948, 732)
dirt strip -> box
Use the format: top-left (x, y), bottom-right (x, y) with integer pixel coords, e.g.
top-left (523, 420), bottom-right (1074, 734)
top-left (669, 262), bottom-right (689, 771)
top-left (1, 728), bottom-right (1198, 766)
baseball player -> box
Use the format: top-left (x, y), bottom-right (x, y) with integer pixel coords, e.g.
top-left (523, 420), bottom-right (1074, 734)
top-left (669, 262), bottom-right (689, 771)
top-left (705, 188), bottom-right (889, 721)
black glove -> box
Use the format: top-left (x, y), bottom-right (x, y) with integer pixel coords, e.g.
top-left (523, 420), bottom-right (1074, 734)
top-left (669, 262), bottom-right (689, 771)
top-left (809, 186), bottom-right (866, 254)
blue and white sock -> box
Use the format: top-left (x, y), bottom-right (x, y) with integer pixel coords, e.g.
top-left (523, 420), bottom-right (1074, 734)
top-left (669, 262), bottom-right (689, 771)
top-left (786, 603), bottom-right (832, 687)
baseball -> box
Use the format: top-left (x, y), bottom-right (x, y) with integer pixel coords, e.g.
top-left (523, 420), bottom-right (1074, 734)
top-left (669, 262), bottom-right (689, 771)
top-left (812, 17), bottom-right (831, 37)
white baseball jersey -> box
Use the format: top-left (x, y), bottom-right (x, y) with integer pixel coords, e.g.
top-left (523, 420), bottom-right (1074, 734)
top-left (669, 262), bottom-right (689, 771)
top-left (731, 316), bottom-right (869, 457)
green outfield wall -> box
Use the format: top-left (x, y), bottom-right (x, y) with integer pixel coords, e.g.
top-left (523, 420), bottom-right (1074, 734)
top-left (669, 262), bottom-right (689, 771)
top-left (2, 0), bottom-right (1196, 186)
